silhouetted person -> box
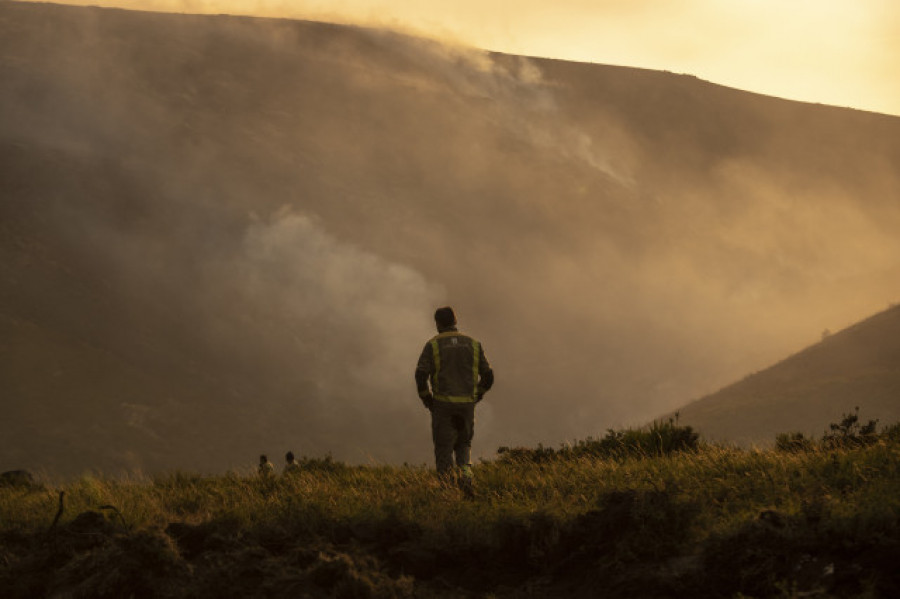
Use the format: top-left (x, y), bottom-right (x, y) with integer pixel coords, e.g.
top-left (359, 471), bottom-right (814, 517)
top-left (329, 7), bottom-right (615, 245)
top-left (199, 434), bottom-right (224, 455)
top-left (415, 306), bottom-right (494, 495)
top-left (283, 451), bottom-right (301, 475)
top-left (258, 454), bottom-right (274, 477)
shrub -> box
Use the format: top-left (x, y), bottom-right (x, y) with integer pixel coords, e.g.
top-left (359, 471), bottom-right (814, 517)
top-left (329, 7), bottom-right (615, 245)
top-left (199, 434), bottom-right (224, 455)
top-left (776, 432), bottom-right (814, 453)
top-left (296, 453), bottom-right (352, 474)
top-left (882, 422), bottom-right (900, 443)
top-left (774, 408), bottom-right (900, 451)
top-left (495, 443), bottom-right (557, 463)
top-left (822, 407), bottom-right (878, 449)
top-left (497, 420), bottom-right (700, 463)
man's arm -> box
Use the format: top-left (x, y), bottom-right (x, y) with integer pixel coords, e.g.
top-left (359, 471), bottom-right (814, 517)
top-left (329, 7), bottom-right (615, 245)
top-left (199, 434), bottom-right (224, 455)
top-left (476, 343), bottom-right (494, 399)
top-left (414, 342), bottom-right (434, 408)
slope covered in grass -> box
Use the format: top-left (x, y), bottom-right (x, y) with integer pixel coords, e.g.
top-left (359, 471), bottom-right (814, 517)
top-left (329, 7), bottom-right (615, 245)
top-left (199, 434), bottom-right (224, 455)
top-left (675, 304), bottom-right (900, 446)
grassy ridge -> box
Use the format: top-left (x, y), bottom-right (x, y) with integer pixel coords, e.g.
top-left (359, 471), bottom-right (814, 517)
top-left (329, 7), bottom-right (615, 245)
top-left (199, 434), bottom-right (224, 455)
top-left (2, 424), bottom-right (900, 598)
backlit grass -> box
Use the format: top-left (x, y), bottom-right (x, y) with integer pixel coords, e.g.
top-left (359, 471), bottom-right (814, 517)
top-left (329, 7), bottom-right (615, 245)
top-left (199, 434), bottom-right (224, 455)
top-left (2, 420), bottom-right (899, 597)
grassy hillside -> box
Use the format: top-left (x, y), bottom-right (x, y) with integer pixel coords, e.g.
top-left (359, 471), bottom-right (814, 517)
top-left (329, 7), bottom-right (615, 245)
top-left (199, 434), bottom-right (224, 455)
top-left (2, 422), bottom-right (900, 598)
top-left (674, 304), bottom-right (900, 447)
top-left (3, 1), bottom-right (900, 476)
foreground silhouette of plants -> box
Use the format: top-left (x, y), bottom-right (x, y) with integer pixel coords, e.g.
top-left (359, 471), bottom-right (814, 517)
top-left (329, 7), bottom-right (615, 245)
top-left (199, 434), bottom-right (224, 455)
top-left (2, 418), bottom-right (899, 598)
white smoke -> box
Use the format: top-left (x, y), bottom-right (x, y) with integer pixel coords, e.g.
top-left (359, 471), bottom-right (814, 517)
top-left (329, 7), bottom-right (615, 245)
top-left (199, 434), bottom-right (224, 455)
top-left (236, 207), bottom-right (443, 404)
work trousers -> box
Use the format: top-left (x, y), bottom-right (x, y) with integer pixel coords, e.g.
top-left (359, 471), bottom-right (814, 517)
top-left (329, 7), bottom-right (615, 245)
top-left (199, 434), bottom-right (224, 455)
top-left (431, 400), bottom-right (475, 473)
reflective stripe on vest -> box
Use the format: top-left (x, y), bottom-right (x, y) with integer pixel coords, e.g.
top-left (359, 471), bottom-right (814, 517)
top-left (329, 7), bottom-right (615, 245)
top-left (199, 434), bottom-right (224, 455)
top-left (430, 333), bottom-right (480, 403)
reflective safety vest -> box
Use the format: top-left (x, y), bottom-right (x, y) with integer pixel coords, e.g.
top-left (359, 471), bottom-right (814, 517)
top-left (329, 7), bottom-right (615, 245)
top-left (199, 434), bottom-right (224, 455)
top-left (427, 331), bottom-right (484, 403)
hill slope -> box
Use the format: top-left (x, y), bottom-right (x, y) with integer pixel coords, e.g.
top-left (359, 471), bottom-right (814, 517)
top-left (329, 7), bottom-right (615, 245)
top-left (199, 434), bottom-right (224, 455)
top-left (674, 304), bottom-right (900, 446)
top-left (2, 1), bottom-right (900, 475)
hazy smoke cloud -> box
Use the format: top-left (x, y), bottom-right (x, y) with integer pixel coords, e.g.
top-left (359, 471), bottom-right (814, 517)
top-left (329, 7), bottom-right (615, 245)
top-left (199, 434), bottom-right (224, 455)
top-left (19, 0), bottom-right (900, 116)
top-left (235, 208), bottom-right (443, 402)
top-left (2, 2), bottom-right (900, 476)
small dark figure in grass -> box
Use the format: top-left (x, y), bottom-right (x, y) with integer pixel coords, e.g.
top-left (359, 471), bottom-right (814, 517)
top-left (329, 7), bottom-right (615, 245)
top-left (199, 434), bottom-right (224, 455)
top-left (258, 454), bottom-right (274, 477)
top-left (283, 451), bottom-right (301, 475)
top-left (415, 306), bottom-right (494, 497)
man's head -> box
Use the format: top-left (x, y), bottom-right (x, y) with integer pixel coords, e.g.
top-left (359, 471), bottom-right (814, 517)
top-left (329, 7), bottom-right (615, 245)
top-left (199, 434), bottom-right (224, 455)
top-left (285, 451), bottom-right (295, 462)
top-left (259, 454), bottom-right (268, 463)
top-left (434, 306), bottom-right (457, 331)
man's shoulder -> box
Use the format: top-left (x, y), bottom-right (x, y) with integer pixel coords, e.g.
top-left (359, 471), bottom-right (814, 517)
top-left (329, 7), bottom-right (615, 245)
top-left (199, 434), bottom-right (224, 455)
top-left (434, 331), bottom-right (481, 346)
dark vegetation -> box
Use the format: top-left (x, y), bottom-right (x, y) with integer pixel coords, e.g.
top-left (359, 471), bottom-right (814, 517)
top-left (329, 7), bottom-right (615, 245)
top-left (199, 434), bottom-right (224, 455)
top-left (3, 414), bottom-right (899, 598)
top-left (776, 407), bottom-right (889, 453)
top-left (497, 416), bottom-right (700, 462)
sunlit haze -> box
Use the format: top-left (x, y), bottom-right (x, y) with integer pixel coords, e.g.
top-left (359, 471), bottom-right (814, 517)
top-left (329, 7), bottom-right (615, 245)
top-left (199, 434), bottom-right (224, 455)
top-left (18, 0), bottom-right (900, 116)
top-left (3, 0), bottom-right (900, 477)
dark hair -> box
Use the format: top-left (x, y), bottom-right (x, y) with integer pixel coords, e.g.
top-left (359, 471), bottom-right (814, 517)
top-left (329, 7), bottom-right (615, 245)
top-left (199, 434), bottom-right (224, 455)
top-left (286, 451), bottom-right (295, 461)
top-left (260, 454), bottom-right (267, 461)
top-left (434, 306), bottom-right (457, 329)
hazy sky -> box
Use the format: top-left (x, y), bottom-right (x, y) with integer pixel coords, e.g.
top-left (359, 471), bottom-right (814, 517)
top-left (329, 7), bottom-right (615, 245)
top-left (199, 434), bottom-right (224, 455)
top-left (21, 0), bottom-right (900, 116)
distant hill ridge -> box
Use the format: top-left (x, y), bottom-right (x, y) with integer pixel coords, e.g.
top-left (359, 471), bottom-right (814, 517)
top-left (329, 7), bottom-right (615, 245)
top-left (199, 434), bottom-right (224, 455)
top-left (674, 304), bottom-right (900, 446)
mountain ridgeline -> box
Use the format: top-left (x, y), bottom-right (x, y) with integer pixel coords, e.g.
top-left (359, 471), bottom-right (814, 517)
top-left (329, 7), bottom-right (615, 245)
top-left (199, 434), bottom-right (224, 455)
top-left (675, 303), bottom-right (900, 446)
top-left (2, 1), bottom-right (900, 476)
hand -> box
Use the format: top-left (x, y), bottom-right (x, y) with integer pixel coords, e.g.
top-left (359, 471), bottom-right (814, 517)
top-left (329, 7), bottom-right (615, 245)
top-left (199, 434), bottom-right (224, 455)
top-left (420, 393), bottom-right (434, 411)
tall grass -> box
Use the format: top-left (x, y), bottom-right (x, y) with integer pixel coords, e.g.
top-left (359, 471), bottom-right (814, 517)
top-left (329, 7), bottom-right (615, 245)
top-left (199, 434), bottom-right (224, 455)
top-left (2, 421), bottom-right (900, 598)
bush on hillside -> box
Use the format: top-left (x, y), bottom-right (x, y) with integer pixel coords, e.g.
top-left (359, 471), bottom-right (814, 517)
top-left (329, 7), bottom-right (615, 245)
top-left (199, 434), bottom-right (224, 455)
top-left (882, 421), bottom-right (900, 442)
top-left (776, 407), bottom-right (883, 453)
top-left (775, 431), bottom-right (815, 453)
top-left (497, 419), bottom-right (700, 463)
top-left (822, 407), bottom-right (878, 449)
top-left (294, 453), bottom-right (351, 474)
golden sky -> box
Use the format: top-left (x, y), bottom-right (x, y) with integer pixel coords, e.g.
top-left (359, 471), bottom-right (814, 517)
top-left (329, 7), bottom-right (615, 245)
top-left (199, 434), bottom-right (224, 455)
top-left (22, 0), bottom-right (900, 116)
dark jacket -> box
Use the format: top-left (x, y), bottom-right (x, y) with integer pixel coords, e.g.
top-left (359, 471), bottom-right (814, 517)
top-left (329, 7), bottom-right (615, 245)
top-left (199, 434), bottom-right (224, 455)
top-left (415, 327), bottom-right (494, 403)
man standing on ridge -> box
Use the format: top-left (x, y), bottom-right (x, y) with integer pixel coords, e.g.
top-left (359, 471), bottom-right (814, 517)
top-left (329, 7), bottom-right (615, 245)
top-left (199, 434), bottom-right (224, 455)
top-left (415, 306), bottom-right (494, 495)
